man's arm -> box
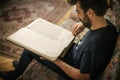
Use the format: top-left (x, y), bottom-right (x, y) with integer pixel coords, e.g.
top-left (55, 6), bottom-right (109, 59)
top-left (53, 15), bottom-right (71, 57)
top-left (54, 59), bottom-right (90, 80)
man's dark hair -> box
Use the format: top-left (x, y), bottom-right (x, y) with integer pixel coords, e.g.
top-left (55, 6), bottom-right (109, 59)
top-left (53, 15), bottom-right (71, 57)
top-left (67, 0), bottom-right (108, 16)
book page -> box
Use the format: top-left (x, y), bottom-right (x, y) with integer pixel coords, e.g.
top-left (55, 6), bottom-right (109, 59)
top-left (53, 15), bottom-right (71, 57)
top-left (26, 18), bottom-right (74, 47)
top-left (7, 28), bottom-right (65, 61)
top-left (7, 18), bottom-right (74, 61)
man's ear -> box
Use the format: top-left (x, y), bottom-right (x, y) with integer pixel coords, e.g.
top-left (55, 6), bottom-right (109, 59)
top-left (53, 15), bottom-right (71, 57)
top-left (87, 9), bottom-right (94, 17)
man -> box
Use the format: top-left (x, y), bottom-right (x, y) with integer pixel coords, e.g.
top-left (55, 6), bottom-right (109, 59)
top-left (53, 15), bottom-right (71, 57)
top-left (0, 0), bottom-right (118, 80)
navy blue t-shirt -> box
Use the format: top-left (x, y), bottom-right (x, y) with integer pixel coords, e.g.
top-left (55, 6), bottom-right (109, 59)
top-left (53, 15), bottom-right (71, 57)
top-left (71, 20), bottom-right (118, 79)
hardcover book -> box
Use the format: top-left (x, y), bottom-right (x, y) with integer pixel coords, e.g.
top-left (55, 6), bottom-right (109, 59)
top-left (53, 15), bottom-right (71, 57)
top-left (7, 18), bottom-right (74, 61)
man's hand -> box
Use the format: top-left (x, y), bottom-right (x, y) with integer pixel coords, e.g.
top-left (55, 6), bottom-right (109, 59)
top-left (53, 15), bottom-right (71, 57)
top-left (72, 22), bottom-right (84, 36)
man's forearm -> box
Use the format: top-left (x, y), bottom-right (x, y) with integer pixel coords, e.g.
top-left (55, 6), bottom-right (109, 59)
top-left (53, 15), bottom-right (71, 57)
top-left (54, 59), bottom-right (90, 80)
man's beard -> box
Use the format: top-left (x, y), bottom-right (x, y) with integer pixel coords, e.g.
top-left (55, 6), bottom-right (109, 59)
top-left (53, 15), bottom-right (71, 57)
top-left (79, 14), bottom-right (92, 28)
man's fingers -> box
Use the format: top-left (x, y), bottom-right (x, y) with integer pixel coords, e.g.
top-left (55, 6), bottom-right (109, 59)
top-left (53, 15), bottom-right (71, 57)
top-left (72, 23), bottom-right (83, 36)
top-left (72, 25), bottom-right (80, 35)
top-left (40, 57), bottom-right (46, 60)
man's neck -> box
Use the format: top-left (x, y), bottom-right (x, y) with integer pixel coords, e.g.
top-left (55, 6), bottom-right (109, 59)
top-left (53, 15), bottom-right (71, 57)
top-left (90, 17), bottom-right (108, 30)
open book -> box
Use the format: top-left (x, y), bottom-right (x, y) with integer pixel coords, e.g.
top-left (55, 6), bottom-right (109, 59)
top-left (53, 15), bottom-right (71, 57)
top-left (7, 18), bottom-right (74, 61)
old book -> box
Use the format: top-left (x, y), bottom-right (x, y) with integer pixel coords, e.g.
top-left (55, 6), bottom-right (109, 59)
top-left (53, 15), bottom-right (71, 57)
top-left (7, 18), bottom-right (74, 61)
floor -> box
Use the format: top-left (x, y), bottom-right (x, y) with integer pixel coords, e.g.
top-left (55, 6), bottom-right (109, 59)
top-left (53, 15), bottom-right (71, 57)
top-left (0, 56), bottom-right (14, 80)
top-left (0, 56), bottom-right (14, 71)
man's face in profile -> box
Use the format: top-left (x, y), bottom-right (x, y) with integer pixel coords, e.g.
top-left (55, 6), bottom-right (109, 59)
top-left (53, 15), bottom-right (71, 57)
top-left (79, 14), bottom-right (91, 28)
top-left (76, 1), bottom-right (92, 28)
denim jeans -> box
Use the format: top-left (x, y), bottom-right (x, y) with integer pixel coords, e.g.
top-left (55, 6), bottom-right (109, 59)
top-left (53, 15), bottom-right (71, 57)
top-left (15, 46), bottom-right (74, 80)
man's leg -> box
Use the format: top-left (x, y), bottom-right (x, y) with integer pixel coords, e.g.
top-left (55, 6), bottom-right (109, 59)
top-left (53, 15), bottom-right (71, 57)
top-left (15, 49), bottom-right (35, 75)
top-left (16, 49), bottom-right (73, 80)
top-left (0, 49), bottom-right (35, 80)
